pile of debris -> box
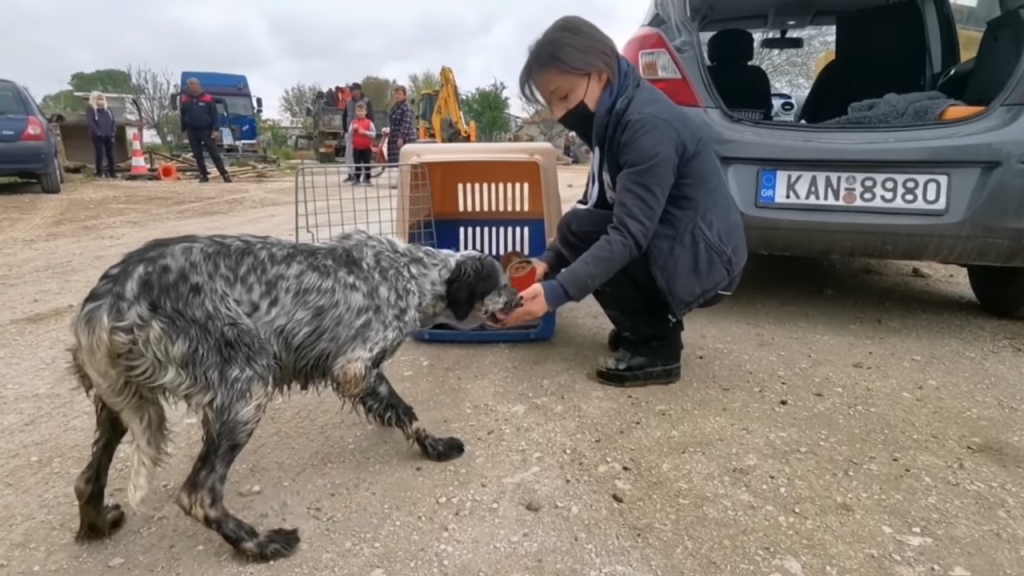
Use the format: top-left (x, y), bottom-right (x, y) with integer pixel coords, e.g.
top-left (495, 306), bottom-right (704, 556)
top-left (144, 150), bottom-right (281, 180)
top-left (63, 151), bottom-right (280, 180)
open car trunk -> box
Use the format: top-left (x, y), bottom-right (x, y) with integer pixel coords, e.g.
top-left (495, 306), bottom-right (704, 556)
top-left (650, 0), bottom-right (1024, 129)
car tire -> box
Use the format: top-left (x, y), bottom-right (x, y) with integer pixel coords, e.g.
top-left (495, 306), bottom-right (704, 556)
top-left (39, 156), bottom-right (62, 194)
top-left (967, 265), bottom-right (1024, 319)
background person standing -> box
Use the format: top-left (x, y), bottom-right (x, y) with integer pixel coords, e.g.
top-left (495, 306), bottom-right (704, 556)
top-left (344, 82), bottom-right (374, 182)
top-left (86, 91), bottom-right (117, 178)
top-left (179, 78), bottom-right (231, 183)
top-left (386, 85), bottom-right (418, 189)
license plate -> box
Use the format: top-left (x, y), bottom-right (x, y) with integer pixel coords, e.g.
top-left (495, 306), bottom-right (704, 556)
top-left (757, 169), bottom-right (949, 214)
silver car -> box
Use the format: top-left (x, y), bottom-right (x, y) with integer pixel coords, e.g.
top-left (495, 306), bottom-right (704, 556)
top-left (623, 0), bottom-right (1024, 318)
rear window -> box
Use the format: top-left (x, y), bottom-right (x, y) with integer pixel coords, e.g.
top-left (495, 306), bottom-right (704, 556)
top-left (700, 27), bottom-right (836, 95)
top-left (0, 83), bottom-right (27, 115)
top-left (951, 0), bottom-right (1000, 60)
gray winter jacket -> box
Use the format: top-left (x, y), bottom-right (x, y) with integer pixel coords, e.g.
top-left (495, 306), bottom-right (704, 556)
top-left (540, 59), bottom-right (748, 315)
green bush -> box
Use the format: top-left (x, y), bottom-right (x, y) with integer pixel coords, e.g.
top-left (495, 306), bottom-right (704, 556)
top-left (272, 147), bottom-right (296, 161)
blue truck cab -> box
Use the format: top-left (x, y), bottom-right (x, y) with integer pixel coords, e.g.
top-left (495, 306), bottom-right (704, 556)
top-left (175, 71), bottom-right (263, 153)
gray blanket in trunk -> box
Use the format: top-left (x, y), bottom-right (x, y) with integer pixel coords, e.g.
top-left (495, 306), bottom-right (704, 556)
top-left (823, 91), bottom-right (964, 126)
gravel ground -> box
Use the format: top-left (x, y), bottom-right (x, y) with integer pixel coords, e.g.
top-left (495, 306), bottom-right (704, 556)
top-left (0, 167), bottom-right (1022, 576)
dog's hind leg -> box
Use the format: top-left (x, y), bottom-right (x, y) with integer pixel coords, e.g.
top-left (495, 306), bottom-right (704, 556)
top-left (176, 384), bottom-right (299, 561)
top-left (74, 398), bottom-right (128, 542)
top-left (356, 368), bottom-right (465, 462)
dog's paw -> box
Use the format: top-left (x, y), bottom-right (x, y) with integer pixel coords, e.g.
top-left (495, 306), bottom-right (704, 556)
top-left (417, 434), bottom-right (465, 462)
top-left (249, 527), bottom-right (301, 562)
top-left (75, 503), bottom-right (126, 542)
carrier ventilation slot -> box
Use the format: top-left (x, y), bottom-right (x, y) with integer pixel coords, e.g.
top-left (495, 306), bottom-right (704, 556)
top-left (458, 225), bottom-right (532, 256)
top-left (456, 182), bottom-right (531, 212)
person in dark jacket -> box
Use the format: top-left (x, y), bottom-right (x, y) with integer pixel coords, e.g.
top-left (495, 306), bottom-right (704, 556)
top-left (87, 92), bottom-right (117, 178)
top-left (387, 85), bottom-right (418, 189)
top-left (502, 15), bottom-right (748, 387)
top-left (179, 78), bottom-right (231, 183)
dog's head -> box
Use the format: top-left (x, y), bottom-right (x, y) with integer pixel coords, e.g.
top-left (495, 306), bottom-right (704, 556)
top-left (445, 252), bottom-right (523, 323)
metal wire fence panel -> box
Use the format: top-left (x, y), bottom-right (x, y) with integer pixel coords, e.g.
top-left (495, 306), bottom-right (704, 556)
top-left (294, 163), bottom-right (437, 247)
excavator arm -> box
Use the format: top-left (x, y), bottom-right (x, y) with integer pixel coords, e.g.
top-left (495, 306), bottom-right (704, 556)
top-left (416, 66), bottom-right (477, 143)
top-left (433, 67), bottom-right (473, 142)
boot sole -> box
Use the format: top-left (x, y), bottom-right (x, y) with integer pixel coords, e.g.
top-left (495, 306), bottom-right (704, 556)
top-left (596, 365), bottom-right (680, 388)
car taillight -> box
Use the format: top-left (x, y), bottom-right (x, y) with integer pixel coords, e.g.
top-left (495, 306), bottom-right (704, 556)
top-left (21, 116), bottom-right (46, 141)
top-left (622, 27), bottom-right (702, 107)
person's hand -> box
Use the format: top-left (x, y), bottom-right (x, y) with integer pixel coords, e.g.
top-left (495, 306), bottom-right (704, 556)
top-left (500, 283), bottom-right (548, 327)
top-left (211, 131), bottom-right (220, 140)
top-left (397, 138), bottom-right (405, 148)
top-left (531, 259), bottom-right (548, 281)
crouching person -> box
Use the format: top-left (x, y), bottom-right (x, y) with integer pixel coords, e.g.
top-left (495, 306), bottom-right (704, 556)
top-left (501, 15), bottom-right (748, 388)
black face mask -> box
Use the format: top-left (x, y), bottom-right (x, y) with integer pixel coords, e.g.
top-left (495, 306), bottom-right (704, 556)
top-left (557, 76), bottom-right (595, 147)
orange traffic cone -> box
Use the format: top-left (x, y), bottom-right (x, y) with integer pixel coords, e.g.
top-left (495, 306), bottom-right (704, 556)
top-left (125, 131), bottom-right (150, 180)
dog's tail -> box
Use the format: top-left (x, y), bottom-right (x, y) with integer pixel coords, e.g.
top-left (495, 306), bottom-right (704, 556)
top-left (71, 300), bottom-right (169, 509)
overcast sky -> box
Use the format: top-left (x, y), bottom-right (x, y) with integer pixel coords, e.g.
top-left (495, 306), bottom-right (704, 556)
top-left (4, 0), bottom-right (647, 118)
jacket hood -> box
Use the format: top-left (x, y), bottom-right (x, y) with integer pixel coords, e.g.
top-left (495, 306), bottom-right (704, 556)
top-left (89, 91), bottom-right (107, 109)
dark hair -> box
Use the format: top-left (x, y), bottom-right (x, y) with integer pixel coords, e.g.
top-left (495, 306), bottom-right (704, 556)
top-left (393, 85), bottom-right (407, 96)
top-left (519, 15), bottom-right (620, 106)
top-left (350, 82), bottom-right (362, 91)
top-left (355, 102), bottom-right (367, 110)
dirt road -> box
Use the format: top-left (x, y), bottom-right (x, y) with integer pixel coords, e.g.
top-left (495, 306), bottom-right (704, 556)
top-left (1, 168), bottom-right (1022, 576)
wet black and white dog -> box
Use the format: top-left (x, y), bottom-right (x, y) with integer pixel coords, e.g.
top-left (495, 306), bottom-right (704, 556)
top-left (68, 230), bottom-right (522, 561)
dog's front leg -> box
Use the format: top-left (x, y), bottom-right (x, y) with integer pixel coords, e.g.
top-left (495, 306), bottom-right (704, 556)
top-left (354, 368), bottom-right (465, 462)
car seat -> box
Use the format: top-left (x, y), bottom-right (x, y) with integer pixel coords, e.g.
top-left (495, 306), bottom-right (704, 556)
top-left (960, 0), bottom-right (1024, 106)
top-left (706, 29), bottom-right (773, 119)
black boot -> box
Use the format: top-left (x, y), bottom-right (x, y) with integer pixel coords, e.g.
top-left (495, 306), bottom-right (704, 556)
top-left (608, 329), bottom-right (621, 352)
top-left (595, 348), bottom-right (681, 388)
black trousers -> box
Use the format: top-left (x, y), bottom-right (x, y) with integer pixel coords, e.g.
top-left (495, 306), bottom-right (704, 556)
top-left (186, 129), bottom-right (227, 178)
top-left (552, 208), bottom-right (684, 357)
top-left (352, 148), bottom-right (373, 181)
top-left (91, 135), bottom-right (116, 177)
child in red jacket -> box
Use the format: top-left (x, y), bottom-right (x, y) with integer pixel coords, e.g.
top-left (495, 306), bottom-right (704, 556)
top-left (349, 102), bottom-right (376, 184)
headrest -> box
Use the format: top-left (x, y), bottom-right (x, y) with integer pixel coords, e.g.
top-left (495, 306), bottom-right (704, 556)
top-left (1002, 0), bottom-right (1024, 12)
top-left (707, 29), bottom-right (755, 65)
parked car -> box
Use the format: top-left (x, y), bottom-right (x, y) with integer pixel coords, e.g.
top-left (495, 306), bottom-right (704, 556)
top-left (0, 78), bottom-right (64, 194)
top-left (621, 0), bottom-right (1024, 318)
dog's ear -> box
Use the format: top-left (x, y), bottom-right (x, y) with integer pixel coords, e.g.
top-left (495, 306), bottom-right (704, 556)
top-left (445, 255), bottom-right (500, 321)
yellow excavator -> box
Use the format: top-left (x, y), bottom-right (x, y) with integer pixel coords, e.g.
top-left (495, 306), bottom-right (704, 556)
top-left (416, 66), bottom-right (477, 143)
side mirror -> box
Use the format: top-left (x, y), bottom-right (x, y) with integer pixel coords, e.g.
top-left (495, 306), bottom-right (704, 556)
top-left (256, 97), bottom-right (264, 109)
top-left (168, 93), bottom-right (177, 109)
top-left (47, 113), bottom-right (65, 124)
top-left (304, 107), bottom-right (313, 117)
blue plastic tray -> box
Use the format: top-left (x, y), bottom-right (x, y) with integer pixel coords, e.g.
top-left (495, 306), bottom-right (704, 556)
top-left (413, 218), bottom-right (556, 343)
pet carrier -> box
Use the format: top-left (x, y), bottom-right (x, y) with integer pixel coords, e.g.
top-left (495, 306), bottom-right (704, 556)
top-left (397, 142), bottom-right (563, 343)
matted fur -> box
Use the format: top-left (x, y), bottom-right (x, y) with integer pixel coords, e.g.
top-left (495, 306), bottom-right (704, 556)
top-left (68, 230), bottom-right (521, 561)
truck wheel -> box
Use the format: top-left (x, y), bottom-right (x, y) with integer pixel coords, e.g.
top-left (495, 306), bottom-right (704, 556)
top-left (39, 156), bottom-right (62, 194)
top-left (967, 265), bottom-right (1024, 319)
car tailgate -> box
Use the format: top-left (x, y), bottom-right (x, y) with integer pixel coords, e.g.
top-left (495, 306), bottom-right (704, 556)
top-left (0, 116), bottom-right (28, 143)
